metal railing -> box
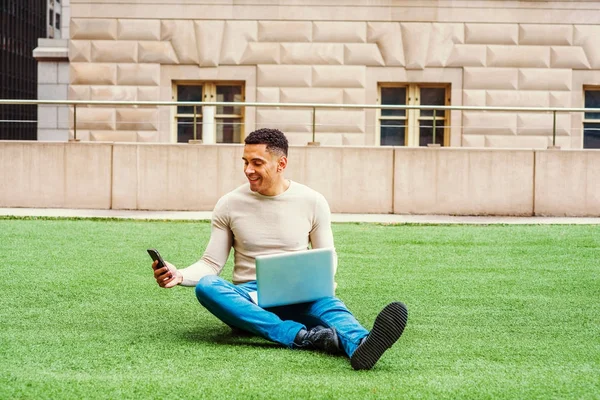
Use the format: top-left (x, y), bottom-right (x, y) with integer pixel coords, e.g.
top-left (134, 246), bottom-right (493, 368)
top-left (1, 99), bottom-right (599, 147)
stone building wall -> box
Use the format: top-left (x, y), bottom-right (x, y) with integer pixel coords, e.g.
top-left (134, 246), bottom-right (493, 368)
top-left (67, 0), bottom-right (600, 148)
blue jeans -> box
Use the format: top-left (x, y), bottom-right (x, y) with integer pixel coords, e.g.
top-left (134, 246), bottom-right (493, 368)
top-left (195, 275), bottom-right (369, 357)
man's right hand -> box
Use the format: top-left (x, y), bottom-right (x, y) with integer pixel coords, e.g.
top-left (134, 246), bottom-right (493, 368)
top-left (152, 260), bottom-right (183, 288)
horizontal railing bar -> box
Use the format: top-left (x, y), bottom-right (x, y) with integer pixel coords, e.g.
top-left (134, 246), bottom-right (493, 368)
top-left (2, 99), bottom-right (600, 113)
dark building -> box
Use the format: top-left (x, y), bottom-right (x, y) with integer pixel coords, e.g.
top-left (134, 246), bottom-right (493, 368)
top-left (1, 0), bottom-right (47, 140)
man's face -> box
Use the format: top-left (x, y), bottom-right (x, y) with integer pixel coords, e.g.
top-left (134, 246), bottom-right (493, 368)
top-left (242, 144), bottom-right (286, 195)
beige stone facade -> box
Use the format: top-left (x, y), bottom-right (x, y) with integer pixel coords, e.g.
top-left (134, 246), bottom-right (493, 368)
top-left (66, 0), bottom-right (600, 148)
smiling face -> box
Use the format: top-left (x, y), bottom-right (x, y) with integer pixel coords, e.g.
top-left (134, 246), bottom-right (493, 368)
top-left (242, 144), bottom-right (288, 196)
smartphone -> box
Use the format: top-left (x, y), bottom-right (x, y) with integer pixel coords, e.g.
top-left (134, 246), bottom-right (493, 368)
top-left (147, 248), bottom-right (166, 269)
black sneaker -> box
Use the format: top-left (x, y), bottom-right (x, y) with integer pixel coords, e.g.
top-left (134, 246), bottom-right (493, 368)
top-left (350, 302), bottom-right (408, 370)
top-left (295, 325), bottom-right (341, 354)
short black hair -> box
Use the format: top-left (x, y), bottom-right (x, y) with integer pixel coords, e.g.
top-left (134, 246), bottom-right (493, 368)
top-left (244, 128), bottom-right (288, 156)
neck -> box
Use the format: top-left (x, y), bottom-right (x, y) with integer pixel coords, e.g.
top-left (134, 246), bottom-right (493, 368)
top-left (260, 178), bottom-right (290, 196)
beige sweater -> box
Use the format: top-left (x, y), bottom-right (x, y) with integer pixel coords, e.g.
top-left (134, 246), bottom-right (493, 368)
top-left (180, 180), bottom-right (337, 286)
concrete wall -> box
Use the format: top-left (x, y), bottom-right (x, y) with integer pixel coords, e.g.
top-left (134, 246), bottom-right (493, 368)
top-left (394, 148), bottom-right (534, 216)
top-left (1, 142), bottom-right (599, 216)
top-left (63, 0), bottom-right (600, 148)
top-left (0, 142), bottom-right (112, 209)
top-left (112, 144), bottom-right (246, 210)
top-left (535, 150), bottom-right (600, 216)
top-left (110, 144), bottom-right (394, 213)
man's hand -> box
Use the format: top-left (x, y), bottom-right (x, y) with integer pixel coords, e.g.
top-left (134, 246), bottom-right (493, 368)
top-left (152, 260), bottom-right (183, 288)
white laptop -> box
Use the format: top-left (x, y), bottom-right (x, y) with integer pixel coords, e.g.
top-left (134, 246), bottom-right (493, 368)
top-left (254, 248), bottom-right (335, 308)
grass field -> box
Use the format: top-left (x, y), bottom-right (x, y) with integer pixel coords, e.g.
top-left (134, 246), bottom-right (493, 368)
top-left (1, 217), bottom-right (599, 399)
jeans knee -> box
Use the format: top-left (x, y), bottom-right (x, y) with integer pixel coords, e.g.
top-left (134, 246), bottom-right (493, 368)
top-left (195, 274), bottom-right (220, 301)
top-left (311, 296), bottom-right (347, 314)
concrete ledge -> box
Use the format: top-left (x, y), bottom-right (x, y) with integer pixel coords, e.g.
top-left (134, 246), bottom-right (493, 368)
top-left (0, 142), bottom-right (112, 209)
top-left (1, 142), bottom-right (599, 216)
top-left (394, 148), bottom-right (534, 216)
top-left (286, 146), bottom-right (394, 213)
top-left (33, 39), bottom-right (69, 61)
top-left (1, 208), bottom-right (599, 225)
top-left (535, 150), bottom-right (600, 216)
top-left (112, 143), bottom-right (246, 211)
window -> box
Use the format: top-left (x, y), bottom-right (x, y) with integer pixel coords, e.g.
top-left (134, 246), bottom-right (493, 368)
top-left (378, 84), bottom-right (450, 146)
top-left (174, 82), bottom-right (244, 143)
top-left (584, 88), bottom-right (600, 149)
top-left (55, 13), bottom-right (60, 29)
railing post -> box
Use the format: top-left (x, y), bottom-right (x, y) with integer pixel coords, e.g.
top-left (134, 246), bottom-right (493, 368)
top-left (547, 110), bottom-right (561, 149)
top-left (432, 110), bottom-right (436, 145)
top-left (193, 105), bottom-right (197, 141)
top-left (73, 104), bottom-right (77, 141)
top-left (552, 110), bottom-right (556, 146)
top-left (308, 106), bottom-right (319, 146)
top-left (312, 107), bottom-right (316, 142)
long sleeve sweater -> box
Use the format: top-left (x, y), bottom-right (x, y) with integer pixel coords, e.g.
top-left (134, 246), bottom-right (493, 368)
top-left (179, 180), bottom-right (337, 286)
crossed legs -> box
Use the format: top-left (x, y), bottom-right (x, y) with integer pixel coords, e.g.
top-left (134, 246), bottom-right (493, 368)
top-left (194, 275), bottom-right (368, 356)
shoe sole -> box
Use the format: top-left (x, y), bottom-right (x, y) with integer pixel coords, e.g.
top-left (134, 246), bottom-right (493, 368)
top-left (350, 302), bottom-right (408, 370)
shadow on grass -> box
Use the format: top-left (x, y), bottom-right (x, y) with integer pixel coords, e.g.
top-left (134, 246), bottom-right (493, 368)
top-left (181, 326), bottom-right (280, 349)
top-left (180, 326), bottom-right (350, 362)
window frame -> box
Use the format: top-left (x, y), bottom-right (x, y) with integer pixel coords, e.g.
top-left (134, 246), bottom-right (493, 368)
top-left (172, 81), bottom-right (245, 144)
top-left (377, 83), bottom-right (451, 147)
top-left (583, 86), bottom-right (600, 149)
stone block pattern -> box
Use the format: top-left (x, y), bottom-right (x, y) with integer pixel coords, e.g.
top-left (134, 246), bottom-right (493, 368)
top-left (68, 16), bottom-right (600, 147)
top-left (117, 19), bottom-right (161, 41)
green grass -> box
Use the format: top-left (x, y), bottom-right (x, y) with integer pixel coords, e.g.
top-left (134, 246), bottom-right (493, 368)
top-left (1, 218), bottom-right (599, 399)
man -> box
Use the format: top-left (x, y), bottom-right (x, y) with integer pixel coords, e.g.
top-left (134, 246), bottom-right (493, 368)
top-left (152, 128), bottom-right (408, 370)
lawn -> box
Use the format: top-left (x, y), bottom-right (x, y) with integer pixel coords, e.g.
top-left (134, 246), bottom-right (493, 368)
top-left (1, 218), bottom-right (599, 399)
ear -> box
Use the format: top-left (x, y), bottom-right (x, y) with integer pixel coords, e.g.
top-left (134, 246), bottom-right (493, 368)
top-left (277, 155), bottom-right (288, 172)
